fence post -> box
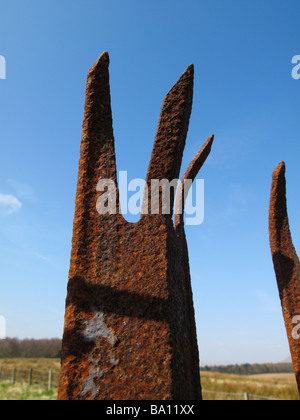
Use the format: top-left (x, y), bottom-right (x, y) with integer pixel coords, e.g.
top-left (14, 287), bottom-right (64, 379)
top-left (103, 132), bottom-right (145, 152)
top-left (12, 367), bottom-right (16, 384)
top-left (0, 366), bottom-right (2, 381)
top-left (28, 368), bottom-right (33, 386)
top-left (48, 370), bottom-right (53, 391)
top-left (244, 392), bottom-right (249, 400)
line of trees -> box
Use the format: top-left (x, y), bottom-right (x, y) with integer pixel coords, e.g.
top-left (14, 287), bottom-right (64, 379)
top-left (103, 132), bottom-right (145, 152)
top-left (201, 363), bottom-right (294, 375)
top-left (0, 338), bottom-right (294, 376)
top-left (0, 338), bottom-right (62, 358)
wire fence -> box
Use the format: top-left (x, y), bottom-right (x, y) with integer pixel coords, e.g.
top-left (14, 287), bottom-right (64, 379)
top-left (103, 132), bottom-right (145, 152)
top-left (0, 365), bottom-right (60, 390)
top-left (0, 365), bottom-right (284, 399)
top-left (202, 389), bottom-right (282, 400)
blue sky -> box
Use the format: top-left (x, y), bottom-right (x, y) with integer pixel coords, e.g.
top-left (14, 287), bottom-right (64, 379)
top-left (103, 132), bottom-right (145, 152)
top-left (0, 0), bottom-right (300, 364)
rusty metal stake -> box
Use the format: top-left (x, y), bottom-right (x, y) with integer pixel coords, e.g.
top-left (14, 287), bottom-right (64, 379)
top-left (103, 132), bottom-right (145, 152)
top-left (269, 161), bottom-right (300, 394)
top-left (58, 52), bottom-right (214, 400)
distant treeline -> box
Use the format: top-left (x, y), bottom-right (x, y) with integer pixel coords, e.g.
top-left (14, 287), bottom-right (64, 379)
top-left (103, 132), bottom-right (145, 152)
top-left (201, 363), bottom-right (294, 375)
top-left (0, 338), bottom-right (295, 375)
top-left (0, 338), bottom-right (62, 358)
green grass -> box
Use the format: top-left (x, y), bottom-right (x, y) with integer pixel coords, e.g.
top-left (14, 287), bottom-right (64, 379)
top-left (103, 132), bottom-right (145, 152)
top-left (0, 382), bottom-right (57, 400)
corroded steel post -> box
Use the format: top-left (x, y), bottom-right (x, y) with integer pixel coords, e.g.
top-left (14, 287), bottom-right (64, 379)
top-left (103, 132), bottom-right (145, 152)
top-left (58, 52), bottom-right (214, 400)
top-left (269, 162), bottom-right (300, 394)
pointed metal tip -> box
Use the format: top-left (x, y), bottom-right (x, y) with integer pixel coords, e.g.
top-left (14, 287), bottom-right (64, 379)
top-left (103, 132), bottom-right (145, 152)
top-left (180, 63), bottom-right (194, 81)
top-left (88, 51), bottom-right (110, 75)
top-left (270, 161), bottom-right (287, 225)
top-left (99, 51), bottom-right (110, 63)
top-left (186, 63), bottom-right (194, 73)
top-left (277, 160), bottom-right (286, 171)
top-left (201, 134), bottom-right (214, 153)
top-left (208, 134), bottom-right (214, 143)
top-left (164, 63), bottom-right (194, 102)
top-left (169, 64), bottom-right (194, 92)
top-left (273, 161), bottom-right (286, 179)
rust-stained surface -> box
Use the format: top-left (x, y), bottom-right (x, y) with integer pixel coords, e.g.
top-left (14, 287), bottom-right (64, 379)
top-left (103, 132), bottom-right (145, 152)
top-left (269, 162), bottom-right (300, 394)
top-left (58, 51), bottom-right (214, 400)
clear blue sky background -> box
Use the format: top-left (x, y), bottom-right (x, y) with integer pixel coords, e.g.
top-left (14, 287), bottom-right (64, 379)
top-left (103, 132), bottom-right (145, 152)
top-left (0, 0), bottom-right (300, 364)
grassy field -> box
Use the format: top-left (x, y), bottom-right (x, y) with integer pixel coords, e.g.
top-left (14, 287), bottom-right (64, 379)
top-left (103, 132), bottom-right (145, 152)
top-left (201, 371), bottom-right (299, 400)
top-left (0, 358), bottom-right (299, 400)
top-left (0, 358), bottom-right (61, 371)
top-left (0, 358), bottom-right (60, 400)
